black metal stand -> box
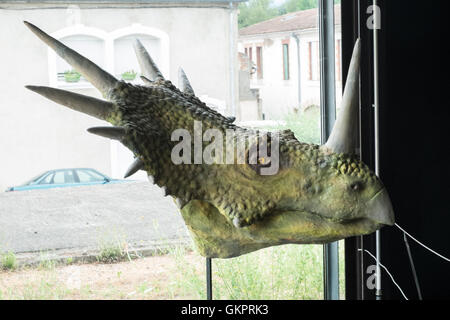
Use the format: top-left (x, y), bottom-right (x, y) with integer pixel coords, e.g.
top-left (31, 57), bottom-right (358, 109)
top-left (206, 257), bottom-right (212, 300)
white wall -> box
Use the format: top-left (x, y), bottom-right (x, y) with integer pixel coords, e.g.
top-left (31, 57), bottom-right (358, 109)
top-left (0, 4), bottom-right (237, 191)
top-left (238, 27), bottom-right (342, 120)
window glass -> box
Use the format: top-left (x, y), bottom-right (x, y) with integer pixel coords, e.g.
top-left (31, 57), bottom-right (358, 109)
top-left (52, 171), bottom-right (65, 184)
top-left (2, 0), bottom-right (348, 301)
top-left (283, 43), bottom-right (290, 80)
top-left (38, 172), bottom-right (54, 185)
top-left (114, 35), bottom-right (161, 82)
top-left (77, 169), bottom-right (105, 183)
top-left (57, 35), bottom-right (105, 84)
top-left (256, 46), bottom-right (263, 79)
top-left (24, 172), bottom-right (47, 185)
top-left (309, 41), bottom-right (320, 81)
top-left (65, 170), bottom-right (76, 183)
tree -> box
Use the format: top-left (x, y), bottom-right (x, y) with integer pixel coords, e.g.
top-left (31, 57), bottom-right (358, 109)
top-left (238, 0), bottom-right (278, 29)
top-left (239, 0), bottom-right (342, 29)
top-left (282, 0), bottom-right (317, 14)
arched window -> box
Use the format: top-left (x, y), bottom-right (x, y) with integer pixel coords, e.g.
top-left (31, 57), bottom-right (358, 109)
top-left (48, 25), bottom-right (109, 88)
top-left (56, 35), bottom-right (106, 87)
top-left (48, 24), bottom-right (170, 89)
top-left (113, 34), bottom-right (162, 83)
top-left (110, 24), bottom-right (170, 83)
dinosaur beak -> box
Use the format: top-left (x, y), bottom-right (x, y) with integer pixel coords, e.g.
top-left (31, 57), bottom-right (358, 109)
top-left (365, 188), bottom-right (395, 226)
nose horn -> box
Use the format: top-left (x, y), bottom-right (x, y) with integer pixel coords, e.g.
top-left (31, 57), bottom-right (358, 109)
top-left (366, 189), bottom-right (395, 226)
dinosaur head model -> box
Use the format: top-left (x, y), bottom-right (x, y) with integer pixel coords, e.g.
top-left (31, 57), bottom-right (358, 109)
top-left (24, 22), bottom-right (394, 258)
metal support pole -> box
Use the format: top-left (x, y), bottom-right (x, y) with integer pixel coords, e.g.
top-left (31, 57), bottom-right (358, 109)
top-left (318, 0), bottom-right (339, 300)
top-left (403, 233), bottom-right (423, 300)
top-left (229, 2), bottom-right (236, 117)
top-left (292, 33), bottom-right (302, 108)
top-left (206, 257), bottom-right (212, 300)
top-left (372, 0), bottom-right (382, 301)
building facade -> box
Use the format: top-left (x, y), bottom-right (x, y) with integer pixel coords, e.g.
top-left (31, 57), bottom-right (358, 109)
top-left (0, 0), bottom-right (243, 191)
top-left (238, 5), bottom-right (342, 120)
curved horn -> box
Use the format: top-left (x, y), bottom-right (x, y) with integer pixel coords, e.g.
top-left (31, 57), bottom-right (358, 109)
top-left (178, 67), bottom-right (195, 95)
top-left (133, 39), bottom-right (164, 81)
top-left (26, 86), bottom-right (114, 120)
top-left (24, 21), bottom-right (117, 96)
top-left (325, 38), bottom-right (361, 154)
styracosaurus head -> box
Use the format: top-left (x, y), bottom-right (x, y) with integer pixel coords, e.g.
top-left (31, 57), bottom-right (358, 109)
top-left (24, 22), bottom-right (394, 258)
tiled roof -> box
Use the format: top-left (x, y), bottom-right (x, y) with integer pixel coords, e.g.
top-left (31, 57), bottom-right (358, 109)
top-left (239, 4), bottom-right (341, 36)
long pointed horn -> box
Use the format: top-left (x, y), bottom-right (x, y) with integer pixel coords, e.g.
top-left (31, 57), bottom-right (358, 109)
top-left (24, 21), bottom-right (117, 96)
top-left (325, 38), bottom-right (361, 154)
top-left (133, 39), bottom-right (164, 81)
top-left (178, 67), bottom-right (195, 95)
top-left (87, 126), bottom-right (126, 140)
top-left (124, 158), bottom-right (144, 178)
top-left (26, 86), bottom-right (113, 120)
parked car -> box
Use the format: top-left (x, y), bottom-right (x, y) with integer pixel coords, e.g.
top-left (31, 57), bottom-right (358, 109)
top-left (5, 168), bottom-right (128, 192)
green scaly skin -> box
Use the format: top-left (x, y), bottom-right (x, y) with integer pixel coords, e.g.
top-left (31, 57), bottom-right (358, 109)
top-left (105, 80), bottom-right (384, 258)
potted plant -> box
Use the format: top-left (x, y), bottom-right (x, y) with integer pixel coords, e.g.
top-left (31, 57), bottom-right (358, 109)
top-left (121, 70), bottom-right (137, 81)
top-left (64, 70), bottom-right (81, 83)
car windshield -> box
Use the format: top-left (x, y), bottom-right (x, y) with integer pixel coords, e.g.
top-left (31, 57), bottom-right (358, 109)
top-left (20, 171), bottom-right (48, 186)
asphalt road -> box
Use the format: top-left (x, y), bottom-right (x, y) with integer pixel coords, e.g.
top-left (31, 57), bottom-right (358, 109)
top-left (0, 182), bottom-right (190, 255)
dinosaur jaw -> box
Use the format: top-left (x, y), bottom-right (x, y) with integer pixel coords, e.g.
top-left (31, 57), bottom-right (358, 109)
top-left (181, 200), bottom-right (388, 259)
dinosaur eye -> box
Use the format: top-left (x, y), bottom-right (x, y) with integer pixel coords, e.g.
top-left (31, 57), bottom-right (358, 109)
top-left (248, 157), bottom-right (272, 174)
top-left (245, 134), bottom-right (272, 174)
top-left (350, 182), bottom-right (363, 191)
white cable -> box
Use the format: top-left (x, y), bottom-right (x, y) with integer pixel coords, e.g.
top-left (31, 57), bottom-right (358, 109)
top-left (395, 223), bottom-right (450, 263)
top-left (359, 249), bottom-right (409, 300)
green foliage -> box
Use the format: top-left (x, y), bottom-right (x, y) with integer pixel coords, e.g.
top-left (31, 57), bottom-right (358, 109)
top-left (213, 244), bottom-right (324, 299)
top-left (1, 251), bottom-right (17, 271)
top-left (283, 0), bottom-right (317, 14)
top-left (38, 252), bottom-right (57, 270)
top-left (169, 245), bottom-right (206, 299)
top-left (96, 228), bottom-right (130, 263)
top-left (169, 243), bottom-right (344, 299)
top-left (121, 70), bottom-right (137, 81)
top-left (239, 0), bottom-right (341, 29)
top-left (263, 106), bottom-right (321, 145)
top-left (97, 242), bottom-right (127, 264)
top-left (63, 70), bottom-right (81, 83)
top-left (238, 0), bottom-right (278, 28)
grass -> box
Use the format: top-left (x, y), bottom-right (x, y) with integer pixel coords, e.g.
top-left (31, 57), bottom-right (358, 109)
top-left (96, 239), bottom-right (129, 264)
top-left (0, 241), bottom-right (345, 300)
top-left (169, 241), bottom-right (345, 300)
top-left (96, 227), bottom-right (130, 263)
top-left (1, 251), bottom-right (17, 271)
top-left (263, 107), bottom-right (321, 145)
